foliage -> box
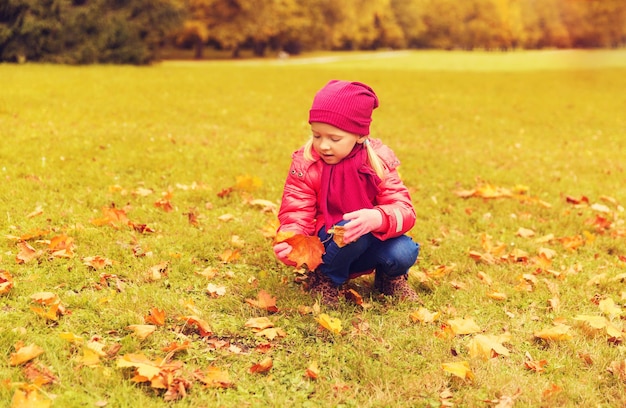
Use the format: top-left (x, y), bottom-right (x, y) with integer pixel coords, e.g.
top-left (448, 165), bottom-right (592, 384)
top-left (0, 0), bottom-right (184, 64)
top-left (1, 51), bottom-right (626, 406)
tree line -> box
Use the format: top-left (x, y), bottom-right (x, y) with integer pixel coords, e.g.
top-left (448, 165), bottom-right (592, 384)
top-left (1, 0), bottom-right (625, 64)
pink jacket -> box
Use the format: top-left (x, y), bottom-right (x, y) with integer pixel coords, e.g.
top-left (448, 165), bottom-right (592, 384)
top-left (277, 138), bottom-right (416, 240)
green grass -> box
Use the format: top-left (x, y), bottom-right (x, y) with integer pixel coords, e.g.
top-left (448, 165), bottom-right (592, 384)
top-left (1, 50), bottom-right (626, 407)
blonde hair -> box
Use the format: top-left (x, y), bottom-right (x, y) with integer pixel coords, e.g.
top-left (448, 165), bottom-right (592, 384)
top-left (303, 137), bottom-right (385, 179)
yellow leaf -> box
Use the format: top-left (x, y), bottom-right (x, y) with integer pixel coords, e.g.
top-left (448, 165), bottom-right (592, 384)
top-left (599, 298), bottom-right (621, 317)
top-left (441, 361), bottom-right (474, 381)
top-left (254, 327), bottom-right (287, 340)
top-left (467, 333), bottom-right (510, 360)
top-left (10, 344), bottom-right (44, 366)
top-left (410, 307), bottom-right (440, 324)
top-left (245, 289), bottom-right (279, 313)
top-left (126, 325), bottom-right (157, 340)
top-left (116, 353), bottom-right (161, 380)
top-left (194, 366), bottom-right (234, 388)
top-left (447, 317), bottom-right (481, 335)
top-left (534, 324), bottom-right (573, 341)
top-left (245, 317), bottom-right (274, 330)
top-left (11, 385), bottom-right (51, 408)
top-left (316, 313), bottom-right (342, 334)
top-left (59, 332), bottom-right (84, 344)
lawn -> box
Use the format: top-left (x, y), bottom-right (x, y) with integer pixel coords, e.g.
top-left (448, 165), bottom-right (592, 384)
top-left (1, 50), bottom-right (626, 407)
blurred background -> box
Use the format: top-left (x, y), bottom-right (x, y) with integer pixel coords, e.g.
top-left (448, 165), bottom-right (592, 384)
top-left (1, 0), bottom-right (625, 64)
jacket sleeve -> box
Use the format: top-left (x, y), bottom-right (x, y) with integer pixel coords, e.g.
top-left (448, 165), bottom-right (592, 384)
top-left (372, 170), bottom-right (416, 241)
top-left (277, 157), bottom-right (318, 236)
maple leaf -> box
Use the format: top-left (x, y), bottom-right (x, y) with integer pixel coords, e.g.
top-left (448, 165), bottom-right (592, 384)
top-left (598, 298), bottom-right (622, 317)
top-left (22, 361), bottom-right (58, 386)
top-left (0, 270), bottom-right (14, 294)
top-left (305, 361), bottom-right (320, 380)
top-left (219, 248), bottom-right (241, 263)
top-left (144, 307), bottom-right (166, 326)
top-left (117, 353), bottom-right (162, 381)
top-left (534, 324), bottom-right (573, 341)
top-left (83, 255), bottom-right (114, 270)
top-left (161, 340), bottom-right (191, 353)
top-left (524, 352), bottom-right (548, 373)
top-left (10, 343), bottom-right (44, 366)
top-left (206, 283), bottom-right (227, 297)
top-left (467, 333), bottom-right (511, 360)
top-left (49, 234), bottom-right (75, 258)
top-left (274, 233), bottom-right (325, 271)
top-left (410, 307), bottom-right (440, 324)
top-left (441, 361), bottom-right (475, 381)
top-left (245, 289), bottom-right (279, 313)
top-left (316, 313), bottom-right (342, 335)
top-left (145, 261), bottom-right (169, 282)
top-left (255, 327), bottom-right (287, 340)
top-left (90, 205), bottom-right (130, 228)
top-left (179, 315), bottom-right (213, 337)
top-left (10, 384), bottom-right (50, 408)
top-left (16, 241), bottom-right (42, 264)
top-left (447, 317), bottom-right (481, 335)
top-left (607, 359), bottom-right (626, 383)
top-left (249, 356), bottom-right (273, 374)
top-left (59, 332), bottom-right (84, 344)
top-left (127, 325), bottom-right (157, 340)
top-left (194, 367), bottom-right (235, 388)
top-left (245, 317), bottom-right (274, 330)
top-left (154, 198), bottom-right (174, 212)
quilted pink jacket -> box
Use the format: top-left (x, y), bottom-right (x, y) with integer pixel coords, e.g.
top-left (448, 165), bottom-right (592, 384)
top-left (277, 138), bottom-right (416, 240)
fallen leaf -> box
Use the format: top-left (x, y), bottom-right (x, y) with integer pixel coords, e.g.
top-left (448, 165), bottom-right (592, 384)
top-left (10, 344), bottom-right (45, 366)
top-left (255, 327), bottom-right (287, 340)
top-left (316, 313), bottom-right (342, 335)
top-left (441, 361), bottom-right (474, 381)
top-left (524, 352), bottom-right (548, 373)
top-left (126, 325), bottom-right (157, 340)
top-left (534, 324), bottom-right (573, 341)
top-left (305, 361), bottom-right (320, 380)
top-left (249, 357), bottom-right (273, 374)
top-left (83, 255), bottom-right (114, 270)
top-left (467, 333), bottom-right (510, 360)
top-left (206, 283), bottom-right (227, 297)
top-left (0, 270), bottom-right (14, 294)
top-left (410, 307), bottom-right (440, 324)
top-left (179, 315), bottom-right (212, 337)
top-left (16, 241), bottom-right (41, 264)
top-left (144, 308), bottom-right (166, 326)
top-left (10, 384), bottom-right (50, 408)
top-left (245, 290), bottom-right (279, 313)
top-left (245, 317), bottom-right (274, 330)
top-left (447, 317), bottom-right (481, 335)
top-left (194, 367), bottom-right (234, 388)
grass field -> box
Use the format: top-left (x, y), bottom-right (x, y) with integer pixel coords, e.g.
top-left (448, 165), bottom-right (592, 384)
top-left (1, 50), bottom-right (626, 407)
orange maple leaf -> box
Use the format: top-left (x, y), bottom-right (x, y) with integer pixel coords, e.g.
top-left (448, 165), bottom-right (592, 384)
top-left (245, 289), bottom-right (279, 313)
top-left (179, 315), bottom-right (212, 337)
top-left (249, 356), bottom-right (273, 374)
top-left (16, 241), bottom-right (41, 264)
top-left (144, 307), bottom-right (166, 326)
top-left (275, 233), bottom-right (324, 271)
top-left (90, 205), bottom-right (130, 227)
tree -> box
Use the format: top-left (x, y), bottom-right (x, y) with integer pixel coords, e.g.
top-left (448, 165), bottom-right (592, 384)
top-left (0, 0), bottom-right (184, 64)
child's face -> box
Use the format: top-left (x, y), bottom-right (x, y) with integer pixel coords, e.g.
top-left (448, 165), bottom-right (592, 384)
top-left (311, 122), bottom-right (365, 165)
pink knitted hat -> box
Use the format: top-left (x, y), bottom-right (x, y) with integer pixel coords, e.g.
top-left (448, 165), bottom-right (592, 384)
top-left (308, 80), bottom-right (379, 136)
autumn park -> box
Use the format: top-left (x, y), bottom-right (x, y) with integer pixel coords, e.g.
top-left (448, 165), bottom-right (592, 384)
top-left (2, 1), bottom-right (626, 407)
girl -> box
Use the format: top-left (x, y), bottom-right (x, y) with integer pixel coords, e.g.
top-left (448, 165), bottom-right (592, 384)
top-left (273, 80), bottom-right (420, 306)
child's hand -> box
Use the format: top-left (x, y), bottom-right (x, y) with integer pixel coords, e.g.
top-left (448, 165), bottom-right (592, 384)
top-left (273, 241), bottom-right (298, 266)
top-left (342, 209), bottom-right (383, 243)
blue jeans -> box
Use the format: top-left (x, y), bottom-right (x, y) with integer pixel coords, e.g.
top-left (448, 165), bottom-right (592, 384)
top-left (317, 220), bottom-right (420, 286)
